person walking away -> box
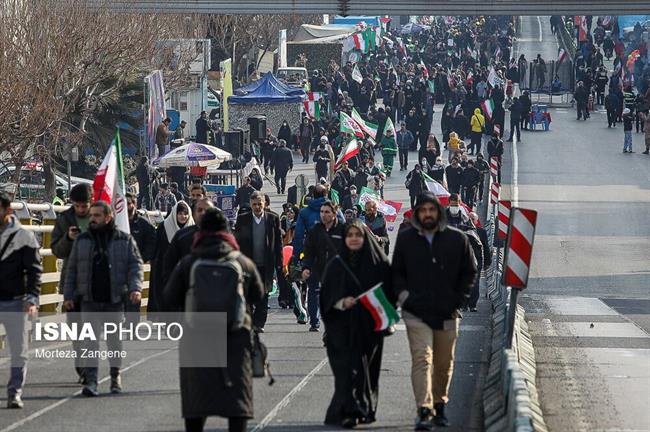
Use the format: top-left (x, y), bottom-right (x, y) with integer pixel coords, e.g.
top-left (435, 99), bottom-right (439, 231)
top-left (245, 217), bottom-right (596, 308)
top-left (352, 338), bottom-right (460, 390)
top-left (460, 159), bottom-right (481, 208)
top-left (622, 108), bottom-right (634, 153)
top-left (380, 128), bottom-right (398, 177)
top-left (148, 201), bottom-right (194, 315)
top-left (519, 91), bottom-right (532, 130)
top-left (605, 91), bottom-right (619, 128)
top-left (234, 192), bottom-right (282, 332)
top-left (361, 201), bottom-right (390, 255)
top-left (313, 137), bottom-right (331, 183)
top-left (135, 156), bottom-right (154, 210)
top-left (195, 111), bottom-right (210, 144)
top-left (301, 201), bottom-right (345, 332)
top-left (445, 158), bottom-right (464, 195)
top-left (391, 192), bottom-right (478, 429)
top-left (469, 108), bottom-right (485, 155)
top-left (487, 133), bottom-right (504, 183)
top-left (405, 108), bottom-right (420, 151)
top-left (320, 220), bottom-right (394, 428)
top-left (406, 164), bottom-right (427, 209)
top-left (156, 117), bottom-right (173, 157)
top-left (397, 122), bottom-right (415, 171)
top-left (0, 192), bottom-right (42, 409)
top-left (467, 212), bottom-right (491, 311)
top-left (163, 208), bottom-right (264, 432)
top-left (271, 139), bottom-right (293, 194)
top-left (574, 81), bottom-right (590, 120)
top-left (507, 97), bottom-right (522, 142)
top-left (50, 183), bottom-right (93, 383)
top-left (63, 201), bottom-right (144, 397)
top-left (474, 154), bottom-right (489, 202)
top-left (155, 183), bottom-right (177, 214)
top-left (299, 118), bottom-right (315, 163)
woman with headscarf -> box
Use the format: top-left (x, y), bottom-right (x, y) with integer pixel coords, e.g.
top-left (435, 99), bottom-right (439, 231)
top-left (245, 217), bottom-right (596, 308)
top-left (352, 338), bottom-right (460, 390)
top-left (320, 220), bottom-right (394, 429)
top-left (278, 120), bottom-right (292, 148)
top-left (148, 201), bottom-right (194, 314)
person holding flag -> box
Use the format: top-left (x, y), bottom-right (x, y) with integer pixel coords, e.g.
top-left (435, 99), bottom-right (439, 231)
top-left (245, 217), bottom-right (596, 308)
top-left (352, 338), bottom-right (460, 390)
top-left (320, 219), bottom-right (395, 429)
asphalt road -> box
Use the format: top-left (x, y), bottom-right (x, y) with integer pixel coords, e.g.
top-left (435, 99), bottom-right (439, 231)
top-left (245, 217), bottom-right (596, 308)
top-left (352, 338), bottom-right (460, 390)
top-left (508, 17), bottom-right (650, 432)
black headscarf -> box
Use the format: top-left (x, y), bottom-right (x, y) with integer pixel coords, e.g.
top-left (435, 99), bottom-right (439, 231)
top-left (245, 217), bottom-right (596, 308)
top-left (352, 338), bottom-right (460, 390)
top-left (341, 219), bottom-right (387, 274)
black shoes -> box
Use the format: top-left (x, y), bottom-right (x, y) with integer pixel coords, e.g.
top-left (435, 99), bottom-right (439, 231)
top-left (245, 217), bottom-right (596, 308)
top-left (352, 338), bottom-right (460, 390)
top-left (415, 407), bottom-right (433, 431)
top-left (309, 326), bottom-right (320, 332)
top-left (82, 382), bottom-right (99, 397)
top-left (110, 368), bottom-right (122, 394)
top-left (434, 402), bottom-right (449, 427)
top-left (341, 417), bottom-right (357, 429)
top-left (643, 150), bottom-right (649, 154)
top-left (7, 395), bottom-right (24, 409)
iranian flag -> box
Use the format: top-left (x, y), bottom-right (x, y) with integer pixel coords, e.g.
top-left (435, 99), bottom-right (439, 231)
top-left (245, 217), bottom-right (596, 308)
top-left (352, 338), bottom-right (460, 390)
top-left (422, 172), bottom-right (450, 199)
top-left (352, 64), bottom-right (363, 84)
top-left (93, 128), bottom-right (130, 234)
top-left (357, 283), bottom-right (400, 331)
top-left (383, 116), bottom-right (396, 137)
top-left (420, 60), bottom-right (429, 79)
top-left (352, 33), bottom-right (366, 52)
top-left (557, 48), bottom-right (568, 65)
top-left (578, 16), bottom-right (588, 42)
top-left (340, 111), bottom-right (365, 138)
top-left (303, 93), bottom-right (321, 121)
top-left (481, 98), bottom-right (495, 121)
top-left (334, 139), bottom-right (360, 169)
top-left (351, 107), bottom-right (378, 139)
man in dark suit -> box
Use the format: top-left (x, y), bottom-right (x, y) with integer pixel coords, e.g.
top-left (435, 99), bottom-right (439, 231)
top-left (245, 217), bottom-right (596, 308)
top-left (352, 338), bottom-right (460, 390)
top-left (234, 191), bottom-right (283, 332)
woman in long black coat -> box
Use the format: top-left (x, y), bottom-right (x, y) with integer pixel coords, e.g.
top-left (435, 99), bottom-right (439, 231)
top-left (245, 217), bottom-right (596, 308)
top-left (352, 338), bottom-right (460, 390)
top-left (405, 164), bottom-right (427, 209)
top-left (163, 209), bottom-right (264, 432)
top-left (320, 220), bottom-right (394, 429)
top-left (148, 201), bottom-right (194, 314)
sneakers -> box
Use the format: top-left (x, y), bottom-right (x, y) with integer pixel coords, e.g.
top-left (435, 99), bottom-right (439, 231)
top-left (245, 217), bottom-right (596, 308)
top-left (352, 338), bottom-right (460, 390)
top-left (82, 382), bottom-right (99, 397)
top-left (7, 395), bottom-right (24, 409)
top-left (309, 326), bottom-right (320, 332)
top-left (434, 402), bottom-right (450, 427)
top-left (415, 407), bottom-right (433, 431)
top-left (110, 368), bottom-right (122, 394)
top-left (471, 307), bottom-right (478, 312)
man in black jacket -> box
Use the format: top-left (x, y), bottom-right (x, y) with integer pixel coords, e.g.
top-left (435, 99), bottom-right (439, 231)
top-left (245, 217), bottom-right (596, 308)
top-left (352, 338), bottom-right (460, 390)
top-left (301, 200), bottom-right (344, 332)
top-left (313, 137), bottom-right (331, 183)
top-left (126, 193), bottom-right (156, 263)
top-left (271, 139), bottom-right (293, 194)
top-left (460, 159), bottom-right (481, 207)
top-left (507, 97), bottom-right (522, 142)
top-left (444, 158), bottom-right (464, 195)
top-left (135, 156), bottom-right (154, 210)
top-left (234, 191), bottom-right (283, 332)
top-left (0, 192), bottom-right (42, 409)
top-left (392, 191), bottom-right (478, 429)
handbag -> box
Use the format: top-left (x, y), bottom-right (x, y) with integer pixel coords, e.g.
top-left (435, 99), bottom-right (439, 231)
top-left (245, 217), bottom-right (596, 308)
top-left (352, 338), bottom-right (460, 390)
top-left (252, 331), bottom-right (275, 385)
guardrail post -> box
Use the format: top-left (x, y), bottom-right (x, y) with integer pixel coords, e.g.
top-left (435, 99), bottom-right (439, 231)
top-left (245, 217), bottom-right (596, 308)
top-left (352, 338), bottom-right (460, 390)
top-left (40, 204), bottom-right (59, 313)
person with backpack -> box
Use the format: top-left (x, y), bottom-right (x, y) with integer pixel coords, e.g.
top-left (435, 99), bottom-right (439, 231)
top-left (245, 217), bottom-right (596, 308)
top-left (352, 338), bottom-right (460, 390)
top-left (234, 191), bottom-right (283, 333)
top-left (164, 208), bottom-right (264, 432)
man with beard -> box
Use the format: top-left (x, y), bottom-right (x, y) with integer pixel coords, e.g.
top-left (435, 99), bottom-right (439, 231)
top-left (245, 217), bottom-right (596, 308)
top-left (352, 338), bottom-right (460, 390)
top-left (63, 201), bottom-right (144, 397)
top-left (392, 192), bottom-right (477, 430)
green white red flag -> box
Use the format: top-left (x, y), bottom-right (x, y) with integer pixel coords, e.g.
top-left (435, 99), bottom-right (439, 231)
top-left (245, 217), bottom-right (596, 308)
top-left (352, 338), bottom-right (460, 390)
top-left (481, 98), bottom-right (495, 121)
top-left (356, 283), bottom-right (400, 331)
top-left (340, 111), bottom-right (365, 138)
top-left (93, 127), bottom-right (130, 234)
top-left (383, 116), bottom-right (396, 137)
top-left (352, 33), bottom-right (366, 52)
top-left (352, 64), bottom-right (363, 84)
top-left (351, 107), bottom-right (378, 139)
top-left (334, 139), bottom-right (360, 169)
top-left (303, 93), bottom-right (321, 120)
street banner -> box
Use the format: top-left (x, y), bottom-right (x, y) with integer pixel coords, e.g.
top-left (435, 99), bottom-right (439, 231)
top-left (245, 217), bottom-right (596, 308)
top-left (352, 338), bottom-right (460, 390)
top-left (356, 283), bottom-right (400, 331)
top-left (93, 128), bottom-right (129, 234)
top-left (220, 59), bottom-right (233, 130)
top-left (351, 108), bottom-right (378, 139)
top-left (502, 207), bottom-right (538, 289)
top-left (144, 70), bottom-right (166, 159)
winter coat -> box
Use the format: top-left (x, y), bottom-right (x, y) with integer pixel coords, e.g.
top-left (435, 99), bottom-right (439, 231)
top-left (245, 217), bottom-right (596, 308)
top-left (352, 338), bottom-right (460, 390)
top-left (271, 146), bottom-right (293, 176)
top-left (470, 108), bottom-right (486, 133)
top-left (392, 212), bottom-right (478, 329)
top-left (128, 215), bottom-right (156, 263)
top-left (163, 234), bottom-right (264, 419)
top-left (303, 221), bottom-right (345, 278)
top-left (292, 197), bottom-right (326, 257)
top-left (63, 225), bottom-right (144, 304)
top-left (51, 207), bottom-right (81, 288)
top-left (406, 169), bottom-right (426, 197)
top-left (0, 215), bottom-right (41, 304)
top-left (461, 166), bottom-right (481, 188)
top-left (445, 165), bottom-right (464, 192)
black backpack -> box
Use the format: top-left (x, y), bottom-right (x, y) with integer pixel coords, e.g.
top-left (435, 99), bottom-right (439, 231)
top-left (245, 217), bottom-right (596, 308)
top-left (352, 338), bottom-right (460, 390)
top-left (186, 251), bottom-right (246, 332)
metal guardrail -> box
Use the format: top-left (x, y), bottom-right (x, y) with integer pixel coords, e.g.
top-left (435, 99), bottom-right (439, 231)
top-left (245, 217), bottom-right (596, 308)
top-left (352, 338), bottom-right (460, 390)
top-left (482, 175), bottom-right (548, 432)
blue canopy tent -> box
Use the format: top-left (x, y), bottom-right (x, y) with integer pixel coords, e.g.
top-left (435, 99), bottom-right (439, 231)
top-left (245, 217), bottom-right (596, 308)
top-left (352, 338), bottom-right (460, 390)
top-left (227, 72), bottom-right (306, 135)
top-left (230, 72), bottom-right (304, 104)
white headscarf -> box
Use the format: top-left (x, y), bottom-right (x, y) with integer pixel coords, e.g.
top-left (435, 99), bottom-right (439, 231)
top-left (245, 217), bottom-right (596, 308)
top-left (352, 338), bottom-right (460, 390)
top-left (163, 200), bottom-right (194, 243)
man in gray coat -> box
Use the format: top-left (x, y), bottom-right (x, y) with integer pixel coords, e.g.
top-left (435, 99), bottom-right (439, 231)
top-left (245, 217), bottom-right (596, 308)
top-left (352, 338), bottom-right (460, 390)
top-left (63, 201), bottom-right (143, 397)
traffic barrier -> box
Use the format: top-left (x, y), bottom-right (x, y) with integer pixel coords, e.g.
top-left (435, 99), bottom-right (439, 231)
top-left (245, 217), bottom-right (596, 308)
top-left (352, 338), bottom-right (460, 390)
top-left (482, 178), bottom-right (548, 431)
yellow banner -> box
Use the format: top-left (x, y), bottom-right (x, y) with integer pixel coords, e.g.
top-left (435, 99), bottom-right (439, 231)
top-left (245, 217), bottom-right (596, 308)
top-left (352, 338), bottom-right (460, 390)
top-left (220, 59), bottom-right (233, 130)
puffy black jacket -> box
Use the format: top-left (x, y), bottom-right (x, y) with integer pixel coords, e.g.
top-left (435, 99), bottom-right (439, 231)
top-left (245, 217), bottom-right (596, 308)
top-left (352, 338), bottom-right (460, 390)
top-left (302, 221), bottom-right (345, 278)
top-left (129, 215), bottom-right (156, 263)
top-left (0, 220), bottom-right (42, 303)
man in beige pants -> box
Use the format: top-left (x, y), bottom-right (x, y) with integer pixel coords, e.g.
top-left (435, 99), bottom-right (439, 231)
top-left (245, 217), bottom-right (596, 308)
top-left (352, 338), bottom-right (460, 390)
top-left (392, 191), bottom-right (478, 430)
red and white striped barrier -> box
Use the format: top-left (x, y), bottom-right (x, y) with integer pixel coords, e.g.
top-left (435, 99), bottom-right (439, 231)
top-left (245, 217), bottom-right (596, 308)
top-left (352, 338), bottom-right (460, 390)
top-left (497, 200), bottom-right (512, 240)
top-left (502, 208), bottom-right (538, 289)
top-left (490, 182), bottom-right (500, 205)
top-left (490, 157), bottom-right (499, 180)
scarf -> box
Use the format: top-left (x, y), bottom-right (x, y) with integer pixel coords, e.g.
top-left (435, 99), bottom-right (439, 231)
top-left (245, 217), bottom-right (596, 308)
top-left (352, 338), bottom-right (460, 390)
top-left (163, 201), bottom-right (195, 243)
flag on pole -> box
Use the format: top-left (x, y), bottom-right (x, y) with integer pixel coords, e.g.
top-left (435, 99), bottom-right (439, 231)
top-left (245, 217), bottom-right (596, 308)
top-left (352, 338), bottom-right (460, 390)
top-left (303, 101), bottom-right (320, 120)
top-left (356, 283), bottom-right (400, 331)
top-left (557, 48), bottom-right (568, 65)
top-left (427, 79), bottom-right (435, 94)
top-left (352, 64), bottom-right (363, 84)
top-left (422, 172), bottom-right (450, 198)
top-left (494, 124), bottom-right (501, 135)
top-left (578, 16), bottom-right (588, 42)
top-left (351, 108), bottom-right (379, 139)
top-left (487, 66), bottom-right (498, 87)
top-left (481, 98), bottom-right (495, 121)
top-left (420, 60), bottom-right (429, 79)
top-left (330, 188), bottom-right (340, 205)
top-left (334, 139), bottom-right (360, 169)
top-left (93, 128), bottom-right (130, 234)
top-left (383, 117), bottom-right (396, 137)
top-left (494, 45), bottom-right (502, 61)
top-left (352, 33), bottom-right (366, 52)
top-left (340, 111), bottom-right (365, 138)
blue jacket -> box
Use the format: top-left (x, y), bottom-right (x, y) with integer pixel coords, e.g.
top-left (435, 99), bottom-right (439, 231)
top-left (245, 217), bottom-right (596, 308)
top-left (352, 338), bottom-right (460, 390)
top-left (292, 197), bottom-right (326, 257)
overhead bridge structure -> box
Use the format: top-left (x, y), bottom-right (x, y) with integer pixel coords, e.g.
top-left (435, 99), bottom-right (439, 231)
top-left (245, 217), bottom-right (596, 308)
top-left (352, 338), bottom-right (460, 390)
top-left (96, 0), bottom-right (650, 15)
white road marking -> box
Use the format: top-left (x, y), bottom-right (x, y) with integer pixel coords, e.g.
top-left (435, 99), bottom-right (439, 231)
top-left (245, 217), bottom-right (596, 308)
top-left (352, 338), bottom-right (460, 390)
top-left (0, 348), bottom-right (173, 432)
top-left (251, 357), bottom-right (329, 431)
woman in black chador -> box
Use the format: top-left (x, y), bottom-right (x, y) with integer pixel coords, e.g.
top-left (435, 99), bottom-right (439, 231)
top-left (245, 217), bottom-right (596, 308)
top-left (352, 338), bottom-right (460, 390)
top-left (320, 220), bottom-right (394, 428)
